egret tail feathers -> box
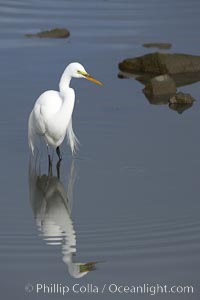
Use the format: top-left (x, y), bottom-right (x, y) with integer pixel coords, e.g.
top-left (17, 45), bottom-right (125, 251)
top-left (28, 112), bottom-right (35, 155)
top-left (66, 119), bottom-right (79, 155)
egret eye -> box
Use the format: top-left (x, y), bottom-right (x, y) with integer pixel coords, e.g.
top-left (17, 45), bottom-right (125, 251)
top-left (77, 70), bottom-right (88, 76)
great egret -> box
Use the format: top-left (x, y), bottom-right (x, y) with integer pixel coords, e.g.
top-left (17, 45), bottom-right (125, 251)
top-left (28, 62), bottom-right (102, 160)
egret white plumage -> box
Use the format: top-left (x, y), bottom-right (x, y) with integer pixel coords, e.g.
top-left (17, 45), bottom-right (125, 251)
top-left (28, 62), bottom-right (102, 160)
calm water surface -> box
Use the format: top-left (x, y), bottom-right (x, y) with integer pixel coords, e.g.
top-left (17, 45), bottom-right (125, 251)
top-left (1, 0), bottom-right (200, 299)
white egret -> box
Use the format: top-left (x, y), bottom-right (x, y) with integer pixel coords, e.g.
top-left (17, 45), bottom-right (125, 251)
top-left (28, 62), bottom-right (102, 160)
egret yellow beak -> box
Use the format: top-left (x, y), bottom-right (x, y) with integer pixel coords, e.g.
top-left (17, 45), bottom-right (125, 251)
top-left (85, 74), bottom-right (103, 86)
top-left (78, 71), bottom-right (103, 86)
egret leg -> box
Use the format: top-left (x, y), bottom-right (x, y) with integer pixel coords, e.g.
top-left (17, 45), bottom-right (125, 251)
top-left (46, 144), bottom-right (50, 156)
top-left (48, 155), bottom-right (52, 176)
top-left (46, 144), bottom-right (52, 176)
top-left (56, 147), bottom-right (62, 161)
top-left (56, 159), bottom-right (61, 179)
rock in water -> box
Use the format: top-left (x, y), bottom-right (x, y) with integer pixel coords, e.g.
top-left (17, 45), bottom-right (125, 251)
top-left (26, 28), bottom-right (70, 39)
top-left (169, 92), bottom-right (195, 105)
top-left (119, 52), bottom-right (200, 75)
top-left (169, 102), bottom-right (193, 114)
top-left (143, 43), bottom-right (172, 49)
top-left (168, 92), bottom-right (195, 114)
top-left (143, 75), bottom-right (176, 97)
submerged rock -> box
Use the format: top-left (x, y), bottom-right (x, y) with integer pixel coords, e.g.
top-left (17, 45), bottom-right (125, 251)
top-left (143, 74), bottom-right (176, 97)
top-left (119, 52), bottom-right (200, 75)
top-left (169, 102), bottom-right (193, 114)
top-left (171, 72), bottom-right (200, 87)
top-left (117, 73), bottom-right (129, 79)
top-left (169, 92), bottom-right (195, 105)
top-left (144, 94), bottom-right (171, 105)
top-left (118, 70), bottom-right (200, 88)
top-left (168, 93), bottom-right (195, 114)
top-left (118, 53), bottom-right (198, 113)
top-left (26, 28), bottom-right (70, 39)
top-left (143, 43), bottom-right (172, 49)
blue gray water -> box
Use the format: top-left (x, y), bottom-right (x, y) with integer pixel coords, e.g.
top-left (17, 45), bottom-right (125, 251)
top-left (1, 0), bottom-right (200, 299)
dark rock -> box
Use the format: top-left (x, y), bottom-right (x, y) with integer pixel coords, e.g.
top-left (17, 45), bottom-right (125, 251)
top-left (166, 72), bottom-right (200, 88)
top-left (117, 73), bottom-right (129, 79)
top-left (143, 74), bottom-right (176, 97)
top-left (168, 92), bottom-right (195, 114)
top-left (118, 70), bottom-right (200, 88)
top-left (169, 92), bottom-right (195, 105)
top-left (169, 102), bottom-right (193, 114)
top-left (26, 28), bottom-right (70, 39)
top-left (119, 52), bottom-right (200, 75)
top-left (143, 43), bottom-right (172, 49)
top-left (144, 94), bottom-right (171, 105)
top-left (118, 53), bottom-right (197, 114)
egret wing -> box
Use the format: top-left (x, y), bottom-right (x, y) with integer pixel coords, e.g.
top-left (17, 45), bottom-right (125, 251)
top-left (34, 90), bottom-right (62, 135)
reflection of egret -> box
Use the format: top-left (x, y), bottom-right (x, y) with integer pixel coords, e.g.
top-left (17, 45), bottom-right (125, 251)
top-left (29, 160), bottom-right (96, 278)
top-left (28, 63), bottom-right (103, 161)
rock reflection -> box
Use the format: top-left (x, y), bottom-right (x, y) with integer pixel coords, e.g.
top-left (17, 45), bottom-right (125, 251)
top-left (169, 102), bottom-right (193, 114)
top-left (118, 70), bottom-right (198, 113)
top-left (29, 159), bottom-right (96, 278)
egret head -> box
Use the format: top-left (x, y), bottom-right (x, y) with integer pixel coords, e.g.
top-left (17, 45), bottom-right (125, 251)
top-left (67, 62), bottom-right (103, 85)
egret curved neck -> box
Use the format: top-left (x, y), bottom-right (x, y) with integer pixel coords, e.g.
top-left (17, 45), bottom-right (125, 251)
top-left (59, 69), bottom-right (72, 97)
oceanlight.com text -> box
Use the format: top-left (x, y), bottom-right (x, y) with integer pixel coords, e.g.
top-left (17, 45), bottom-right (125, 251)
top-left (25, 282), bottom-right (194, 296)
